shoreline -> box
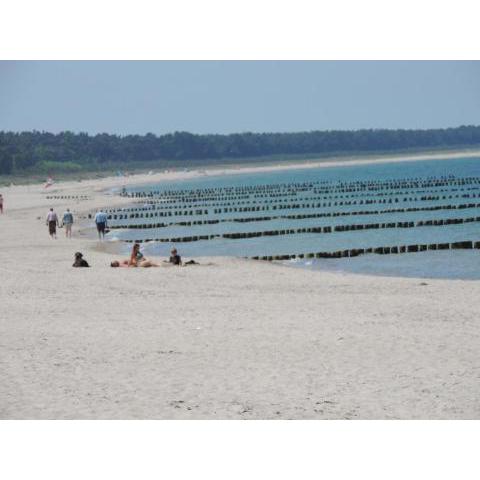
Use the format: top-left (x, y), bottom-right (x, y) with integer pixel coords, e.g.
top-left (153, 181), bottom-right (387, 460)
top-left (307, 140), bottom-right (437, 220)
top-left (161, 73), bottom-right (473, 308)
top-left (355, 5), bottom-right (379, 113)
top-left (1, 148), bottom-right (480, 419)
top-left (3, 147), bottom-right (480, 196)
top-left (57, 147), bottom-right (480, 261)
top-left (100, 147), bottom-right (480, 191)
top-left (3, 145), bottom-right (480, 269)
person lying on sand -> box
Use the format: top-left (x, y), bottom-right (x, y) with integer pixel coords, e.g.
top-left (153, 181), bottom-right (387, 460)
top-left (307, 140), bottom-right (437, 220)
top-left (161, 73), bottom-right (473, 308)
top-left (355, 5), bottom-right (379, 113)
top-left (110, 260), bottom-right (130, 268)
top-left (110, 259), bottom-right (159, 268)
top-left (72, 252), bottom-right (90, 267)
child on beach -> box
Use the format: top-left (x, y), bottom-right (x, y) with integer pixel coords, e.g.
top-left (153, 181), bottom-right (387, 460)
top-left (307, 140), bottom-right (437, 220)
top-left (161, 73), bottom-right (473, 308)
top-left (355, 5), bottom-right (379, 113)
top-left (46, 208), bottom-right (59, 239)
top-left (62, 208), bottom-right (74, 238)
top-left (169, 248), bottom-right (182, 265)
top-left (165, 248), bottom-right (198, 266)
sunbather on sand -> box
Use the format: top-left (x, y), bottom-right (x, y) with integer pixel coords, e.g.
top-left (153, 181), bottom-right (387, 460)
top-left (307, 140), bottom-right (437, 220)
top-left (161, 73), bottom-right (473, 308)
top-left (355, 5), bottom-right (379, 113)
top-left (110, 243), bottom-right (159, 268)
top-left (110, 258), bottom-right (159, 268)
top-left (110, 260), bottom-right (129, 268)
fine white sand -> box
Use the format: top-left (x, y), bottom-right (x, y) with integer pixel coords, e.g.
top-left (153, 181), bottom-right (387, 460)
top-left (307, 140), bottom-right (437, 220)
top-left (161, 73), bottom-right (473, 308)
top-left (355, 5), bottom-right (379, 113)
top-left (1, 155), bottom-right (480, 419)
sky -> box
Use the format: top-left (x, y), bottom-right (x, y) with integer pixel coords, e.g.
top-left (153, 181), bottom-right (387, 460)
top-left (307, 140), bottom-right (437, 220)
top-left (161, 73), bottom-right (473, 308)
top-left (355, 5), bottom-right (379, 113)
top-left (0, 61), bottom-right (479, 135)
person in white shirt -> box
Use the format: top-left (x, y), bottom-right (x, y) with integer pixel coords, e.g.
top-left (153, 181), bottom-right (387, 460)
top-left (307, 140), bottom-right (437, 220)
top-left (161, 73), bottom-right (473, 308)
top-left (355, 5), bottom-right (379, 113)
top-left (46, 208), bottom-right (59, 239)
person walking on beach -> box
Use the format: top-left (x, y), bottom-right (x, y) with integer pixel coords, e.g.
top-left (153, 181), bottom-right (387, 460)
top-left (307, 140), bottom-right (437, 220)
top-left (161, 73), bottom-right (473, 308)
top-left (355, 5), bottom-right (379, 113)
top-left (0, 193), bottom-right (4, 214)
top-left (94, 209), bottom-right (108, 240)
top-left (46, 208), bottom-right (59, 239)
top-left (62, 208), bottom-right (74, 238)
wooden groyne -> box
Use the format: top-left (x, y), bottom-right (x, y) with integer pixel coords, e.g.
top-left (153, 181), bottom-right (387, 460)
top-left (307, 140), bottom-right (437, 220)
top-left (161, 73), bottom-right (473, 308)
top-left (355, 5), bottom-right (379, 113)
top-left (104, 191), bottom-right (480, 221)
top-left (122, 175), bottom-right (480, 200)
top-left (248, 240), bottom-right (480, 261)
top-left (45, 195), bottom-right (90, 200)
top-left (116, 214), bottom-right (480, 244)
top-left (105, 202), bottom-right (480, 230)
top-left (110, 184), bottom-right (480, 214)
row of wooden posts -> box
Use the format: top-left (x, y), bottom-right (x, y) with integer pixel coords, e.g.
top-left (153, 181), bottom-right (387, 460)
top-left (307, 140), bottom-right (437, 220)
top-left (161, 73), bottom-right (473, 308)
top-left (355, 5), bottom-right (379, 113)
top-left (249, 240), bottom-right (480, 261)
top-left (105, 191), bottom-right (480, 220)
top-left (123, 182), bottom-right (480, 203)
top-left (45, 195), bottom-right (90, 200)
top-left (109, 181), bottom-right (480, 212)
top-left (119, 214), bottom-right (480, 244)
top-left (106, 202), bottom-right (480, 230)
top-left (123, 175), bottom-right (480, 199)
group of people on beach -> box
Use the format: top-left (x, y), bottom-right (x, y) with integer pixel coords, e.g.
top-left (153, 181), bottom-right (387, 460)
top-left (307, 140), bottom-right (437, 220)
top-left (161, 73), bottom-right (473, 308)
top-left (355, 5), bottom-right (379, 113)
top-left (73, 244), bottom-right (192, 268)
top-left (43, 206), bottom-right (194, 268)
top-left (45, 207), bottom-right (109, 240)
top-left (46, 207), bottom-right (74, 239)
top-left (109, 244), bottom-right (183, 268)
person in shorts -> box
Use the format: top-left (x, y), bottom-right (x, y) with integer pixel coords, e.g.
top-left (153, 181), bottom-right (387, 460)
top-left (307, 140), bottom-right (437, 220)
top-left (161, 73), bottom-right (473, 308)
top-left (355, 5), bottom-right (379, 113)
top-left (94, 209), bottom-right (108, 240)
top-left (62, 208), bottom-right (74, 238)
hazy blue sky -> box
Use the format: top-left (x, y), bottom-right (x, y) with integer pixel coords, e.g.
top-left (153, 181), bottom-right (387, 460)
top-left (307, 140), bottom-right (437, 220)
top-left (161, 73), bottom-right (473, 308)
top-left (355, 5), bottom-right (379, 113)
top-left (1, 61), bottom-right (479, 135)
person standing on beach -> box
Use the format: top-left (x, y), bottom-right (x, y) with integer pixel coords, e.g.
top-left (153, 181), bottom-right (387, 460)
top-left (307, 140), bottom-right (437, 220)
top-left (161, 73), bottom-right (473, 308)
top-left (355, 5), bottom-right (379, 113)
top-left (0, 194), bottom-right (4, 214)
top-left (94, 209), bottom-right (108, 240)
top-left (46, 208), bottom-right (59, 239)
top-left (62, 208), bottom-right (74, 238)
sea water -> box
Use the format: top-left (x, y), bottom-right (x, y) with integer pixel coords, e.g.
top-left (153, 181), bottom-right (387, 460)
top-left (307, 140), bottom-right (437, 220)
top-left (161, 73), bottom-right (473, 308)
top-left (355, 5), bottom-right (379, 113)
top-left (107, 156), bottom-right (480, 279)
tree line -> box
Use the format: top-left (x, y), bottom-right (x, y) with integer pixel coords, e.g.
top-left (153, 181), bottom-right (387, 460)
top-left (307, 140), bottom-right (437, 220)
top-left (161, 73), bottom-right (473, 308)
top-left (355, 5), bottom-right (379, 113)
top-left (1, 125), bottom-right (480, 175)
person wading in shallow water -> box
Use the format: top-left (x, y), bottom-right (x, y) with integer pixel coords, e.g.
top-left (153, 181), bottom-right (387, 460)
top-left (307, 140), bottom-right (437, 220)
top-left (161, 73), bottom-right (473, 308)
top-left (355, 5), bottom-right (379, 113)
top-left (46, 208), bottom-right (59, 239)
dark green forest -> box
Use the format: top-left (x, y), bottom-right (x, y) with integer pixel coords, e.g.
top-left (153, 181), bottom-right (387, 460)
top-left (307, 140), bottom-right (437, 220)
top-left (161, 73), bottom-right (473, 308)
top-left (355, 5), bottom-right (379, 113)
top-left (1, 126), bottom-right (480, 176)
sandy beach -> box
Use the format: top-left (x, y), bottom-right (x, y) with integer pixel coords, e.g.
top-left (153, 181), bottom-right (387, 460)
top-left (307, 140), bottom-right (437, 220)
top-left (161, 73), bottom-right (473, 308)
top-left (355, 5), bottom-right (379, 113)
top-left (1, 153), bottom-right (480, 419)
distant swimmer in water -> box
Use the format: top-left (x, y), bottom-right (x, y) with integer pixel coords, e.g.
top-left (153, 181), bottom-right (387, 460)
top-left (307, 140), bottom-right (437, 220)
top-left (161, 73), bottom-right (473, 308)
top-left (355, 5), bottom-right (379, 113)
top-left (46, 208), bottom-right (59, 239)
top-left (72, 252), bottom-right (90, 267)
top-left (94, 209), bottom-right (108, 240)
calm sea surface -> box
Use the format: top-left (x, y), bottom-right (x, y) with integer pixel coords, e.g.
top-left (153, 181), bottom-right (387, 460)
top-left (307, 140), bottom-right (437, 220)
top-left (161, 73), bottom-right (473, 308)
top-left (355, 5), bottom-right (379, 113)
top-left (107, 156), bottom-right (480, 279)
